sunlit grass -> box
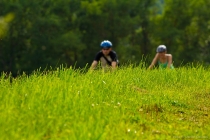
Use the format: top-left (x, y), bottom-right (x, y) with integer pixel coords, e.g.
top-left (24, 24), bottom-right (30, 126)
top-left (0, 65), bottom-right (210, 139)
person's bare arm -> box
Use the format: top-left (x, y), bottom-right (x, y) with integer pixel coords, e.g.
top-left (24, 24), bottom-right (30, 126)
top-left (167, 54), bottom-right (172, 69)
top-left (111, 61), bottom-right (117, 69)
top-left (148, 53), bottom-right (159, 69)
top-left (90, 60), bottom-right (98, 70)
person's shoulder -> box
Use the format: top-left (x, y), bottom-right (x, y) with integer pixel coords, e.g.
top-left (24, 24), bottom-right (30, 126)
top-left (109, 50), bottom-right (118, 57)
top-left (94, 51), bottom-right (103, 61)
top-left (165, 54), bottom-right (172, 57)
top-left (110, 50), bottom-right (117, 54)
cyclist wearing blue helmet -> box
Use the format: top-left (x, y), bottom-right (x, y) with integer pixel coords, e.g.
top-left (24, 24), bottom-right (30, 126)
top-left (90, 40), bottom-right (119, 70)
top-left (148, 45), bottom-right (174, 69)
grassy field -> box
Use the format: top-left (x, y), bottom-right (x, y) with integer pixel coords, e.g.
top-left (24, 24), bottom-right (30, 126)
top-left (0, 65), bottom-right (210, 140)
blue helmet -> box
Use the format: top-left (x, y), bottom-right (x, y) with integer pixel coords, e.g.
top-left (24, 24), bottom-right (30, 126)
top-left (156, 45), bottom-right (167, 53)
top-left (100, 40), bottom-right (112, 48)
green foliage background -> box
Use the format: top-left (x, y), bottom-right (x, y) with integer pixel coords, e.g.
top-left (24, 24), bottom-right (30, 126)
top-left (0, 0), bottom-right (210, 75)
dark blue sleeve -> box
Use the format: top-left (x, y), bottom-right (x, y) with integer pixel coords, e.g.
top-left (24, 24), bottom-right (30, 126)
top-left (94, 51), bottom-right (103, 61)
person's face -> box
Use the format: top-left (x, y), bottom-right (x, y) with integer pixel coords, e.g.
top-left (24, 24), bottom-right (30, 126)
top-left (158, 51), bottom-right (166, 57)
top-left (102, 48), bottom-right (112, 56)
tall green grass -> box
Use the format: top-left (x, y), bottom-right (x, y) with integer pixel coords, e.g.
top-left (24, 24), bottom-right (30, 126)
top-left (0, 65), bottom-right (210, 140)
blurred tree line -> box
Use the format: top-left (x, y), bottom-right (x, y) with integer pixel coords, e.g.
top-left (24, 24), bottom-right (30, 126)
top-left (0, 0), bottom-right (210, 76)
